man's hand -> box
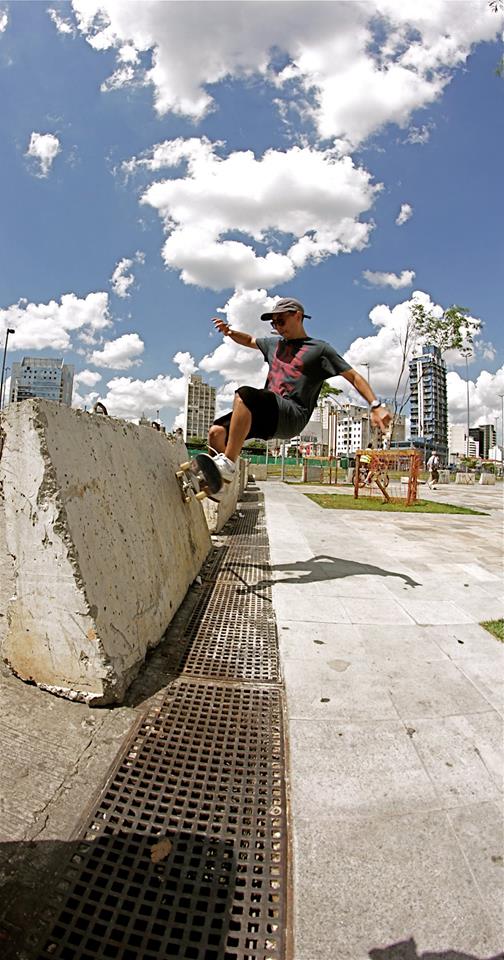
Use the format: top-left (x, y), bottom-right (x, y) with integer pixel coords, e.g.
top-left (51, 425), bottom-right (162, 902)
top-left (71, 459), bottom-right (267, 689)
top-left (213, 317), bottom-right (231, 336)
top-left (371, 406), bottom-right (392, 432)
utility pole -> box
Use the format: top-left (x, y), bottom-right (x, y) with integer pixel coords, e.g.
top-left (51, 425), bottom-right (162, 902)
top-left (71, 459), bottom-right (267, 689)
top-left (0, 328), bottom-right (15, 411)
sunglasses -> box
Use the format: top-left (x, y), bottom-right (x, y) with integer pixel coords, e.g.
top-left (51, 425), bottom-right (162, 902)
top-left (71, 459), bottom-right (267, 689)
top-left (271, 312), bottom-right (295, 327)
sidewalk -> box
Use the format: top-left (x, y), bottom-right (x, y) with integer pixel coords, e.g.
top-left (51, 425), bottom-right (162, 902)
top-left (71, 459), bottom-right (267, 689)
top-left (262, 479), bottom-right (503, 960)
top-left (1, 480), bottom-right (503, 959)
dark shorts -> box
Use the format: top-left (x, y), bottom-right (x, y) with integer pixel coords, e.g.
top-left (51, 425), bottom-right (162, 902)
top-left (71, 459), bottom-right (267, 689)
top-left (212, 386), bottom-right (279, 442)
top-left (431, 468), bottom-right (439, 482)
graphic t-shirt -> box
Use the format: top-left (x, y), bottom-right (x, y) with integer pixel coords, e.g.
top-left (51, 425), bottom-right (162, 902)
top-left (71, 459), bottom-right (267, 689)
top-left (255, 336), bottom-right (352, 438)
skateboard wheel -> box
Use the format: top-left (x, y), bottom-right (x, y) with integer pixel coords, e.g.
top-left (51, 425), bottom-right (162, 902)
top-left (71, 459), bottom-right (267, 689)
top-left (180, 461), bottom-right (191, 470)
top-left (195, 491), bottom-right (207, 501)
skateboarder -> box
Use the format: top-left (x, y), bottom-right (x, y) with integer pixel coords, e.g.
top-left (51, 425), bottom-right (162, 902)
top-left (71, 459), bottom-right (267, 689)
top-left (208, 297), bottom-right (391, 485)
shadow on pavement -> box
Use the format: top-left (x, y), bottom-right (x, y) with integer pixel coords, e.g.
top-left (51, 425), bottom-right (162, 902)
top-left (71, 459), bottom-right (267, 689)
top-left (369, 938), bottom-right (504, 960)
top-left (229, 553), bottom-right (421, 595)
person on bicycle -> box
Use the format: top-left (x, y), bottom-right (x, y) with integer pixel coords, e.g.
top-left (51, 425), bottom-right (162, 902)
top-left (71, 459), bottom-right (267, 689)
top-left (207, 297), bottom-right (391, 485)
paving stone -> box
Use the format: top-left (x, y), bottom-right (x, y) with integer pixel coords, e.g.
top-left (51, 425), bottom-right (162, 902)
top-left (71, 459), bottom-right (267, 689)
top-left (293, 810), bottom-right (503, 960)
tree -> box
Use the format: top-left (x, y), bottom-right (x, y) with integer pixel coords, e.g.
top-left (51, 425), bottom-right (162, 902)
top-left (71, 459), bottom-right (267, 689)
top-left (388, 300), bottom-right (481, 442)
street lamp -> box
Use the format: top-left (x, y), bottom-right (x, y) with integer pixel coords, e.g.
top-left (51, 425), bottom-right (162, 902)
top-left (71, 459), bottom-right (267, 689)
top-left (0, 328), bottom-right (15, 412)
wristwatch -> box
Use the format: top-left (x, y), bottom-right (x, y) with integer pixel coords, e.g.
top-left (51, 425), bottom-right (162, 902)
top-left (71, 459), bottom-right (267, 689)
top-left (370, 399), bottom-right (383, 410)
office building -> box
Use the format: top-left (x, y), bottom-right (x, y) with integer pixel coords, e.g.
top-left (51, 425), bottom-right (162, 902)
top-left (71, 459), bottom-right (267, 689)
top-left (299, 403), bottom-right (406, 456)
top-left (9, 357), bottom-right (74, 406)
top-left (449, 424), bottom-right (479, 460)
top-left (409, 344), bottom-right (448, 461)
top-left (469, 425), bottom-right (496, 460)
top-left (184, 374), bottom-right (216, 441)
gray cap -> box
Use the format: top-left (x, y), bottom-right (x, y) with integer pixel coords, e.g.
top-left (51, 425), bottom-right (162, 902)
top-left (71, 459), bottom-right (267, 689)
top-left (260, 297), bottom-right (311, 321)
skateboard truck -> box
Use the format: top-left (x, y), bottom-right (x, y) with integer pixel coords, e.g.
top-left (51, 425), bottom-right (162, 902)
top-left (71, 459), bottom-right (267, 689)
top-left (176, 453), bottom-right (223, 504)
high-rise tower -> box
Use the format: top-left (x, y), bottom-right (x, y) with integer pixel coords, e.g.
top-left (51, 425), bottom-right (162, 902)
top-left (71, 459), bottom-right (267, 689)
top-left (409, 344), bottom-right (448, 461)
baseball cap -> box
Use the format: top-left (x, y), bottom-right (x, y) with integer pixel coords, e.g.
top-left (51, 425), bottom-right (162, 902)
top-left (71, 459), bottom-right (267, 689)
top-left (260, 297), bottom-right (311, 321)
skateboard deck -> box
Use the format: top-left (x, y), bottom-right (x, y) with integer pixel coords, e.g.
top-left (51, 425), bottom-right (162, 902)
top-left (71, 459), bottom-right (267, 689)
top-left (176, 453), bottom-right (223, 503)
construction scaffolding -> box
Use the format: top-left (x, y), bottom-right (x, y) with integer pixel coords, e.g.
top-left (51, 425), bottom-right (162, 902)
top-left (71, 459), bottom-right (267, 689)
top-left (353, 449), bottom-right (421, 506)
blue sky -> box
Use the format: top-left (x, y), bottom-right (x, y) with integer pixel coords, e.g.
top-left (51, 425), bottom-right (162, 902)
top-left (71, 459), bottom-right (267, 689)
top-left (0, 1), bottom-right (502, 432)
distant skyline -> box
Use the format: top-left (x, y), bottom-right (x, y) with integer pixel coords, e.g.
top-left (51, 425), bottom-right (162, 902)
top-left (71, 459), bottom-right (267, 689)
top-left (0, 1), bottom-right (502, 436)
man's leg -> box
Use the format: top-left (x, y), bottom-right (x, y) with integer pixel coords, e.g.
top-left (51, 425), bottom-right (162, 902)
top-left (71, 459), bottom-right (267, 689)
top-left (225, 393), bottom-right (252, 461)
top-left (208, 423), bottom-right (227, 454)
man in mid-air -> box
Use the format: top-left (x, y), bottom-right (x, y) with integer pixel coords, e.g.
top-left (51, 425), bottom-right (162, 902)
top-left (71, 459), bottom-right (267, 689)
top-left (208, 296), bottom-right (391, 485)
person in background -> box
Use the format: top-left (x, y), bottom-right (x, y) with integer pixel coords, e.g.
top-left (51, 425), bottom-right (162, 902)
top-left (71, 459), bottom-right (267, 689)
top-left (426, 450), bottom-right (440, 489)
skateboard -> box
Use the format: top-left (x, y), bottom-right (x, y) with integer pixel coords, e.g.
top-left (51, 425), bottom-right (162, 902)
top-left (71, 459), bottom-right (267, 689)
top-left (176, 452), bottom-right (224, 503)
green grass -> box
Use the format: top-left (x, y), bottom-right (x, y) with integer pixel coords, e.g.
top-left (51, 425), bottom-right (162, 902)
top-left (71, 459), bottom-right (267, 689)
top-left (304, 493), bottom-right (487, 515)
top-left (480, 619), bottom-right (504, 642)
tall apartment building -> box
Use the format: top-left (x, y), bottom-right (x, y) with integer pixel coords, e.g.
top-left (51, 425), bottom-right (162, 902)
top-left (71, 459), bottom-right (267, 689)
top-left (183, 374), bottom-right (216, 441)
top-left (9, 357), bottom-right (74, 406)
top-left (409, 344), bottom-right (448, 461)
top-left (469, 424), bottom-right (496, 460)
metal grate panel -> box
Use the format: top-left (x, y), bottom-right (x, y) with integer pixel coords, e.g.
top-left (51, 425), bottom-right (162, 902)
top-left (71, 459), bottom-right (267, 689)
top-left (37, 680), bottom-right (287, 960)
top-left (180, 586), bottom-right (279, 682)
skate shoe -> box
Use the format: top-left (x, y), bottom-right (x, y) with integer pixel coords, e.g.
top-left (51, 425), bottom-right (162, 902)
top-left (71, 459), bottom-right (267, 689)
top-left (212, 453), bottom-right (236, 485)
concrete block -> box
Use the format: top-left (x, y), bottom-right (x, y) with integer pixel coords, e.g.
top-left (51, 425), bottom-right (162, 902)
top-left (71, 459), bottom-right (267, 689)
top-left (479, 472), bottom-right (496, 485)
top-left (239, 458), bottom-right (249, 496)
top-left (250, 462), bottom-right (267, 480)
top-left (455, 472), bottom-right (475, 484)
top-left (438, 469), bottom-right (451, 483)
top-left (0, 399), bottom-right (211, 704)
top-left (202, 460), bottom-right (240, 533)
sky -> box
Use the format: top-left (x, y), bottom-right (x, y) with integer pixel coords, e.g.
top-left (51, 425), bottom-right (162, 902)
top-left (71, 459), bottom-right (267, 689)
top-left (0, 0), bottom-right (503, 436)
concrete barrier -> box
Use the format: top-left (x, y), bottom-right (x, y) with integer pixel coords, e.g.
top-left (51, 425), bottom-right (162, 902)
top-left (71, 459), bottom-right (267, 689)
top-left (251, 463), bottom-right (268, 480)
top-left (455, 472), bottom-right (476, 484)
top-left (0, 399), bottom-right (211, 704)
top-left (479, 472), bottom-right (496, 485)
top-left (202, 461), bottom-right (241, 533)
top-left (438, 470), bottom-right (451, 484)
top-left (239, 458), bottom-right (249, 496)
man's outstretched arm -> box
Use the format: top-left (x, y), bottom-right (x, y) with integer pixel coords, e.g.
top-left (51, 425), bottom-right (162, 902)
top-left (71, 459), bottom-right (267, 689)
top-left (212, 317), bottom-right (258, 349)
top-left (341, 368), bottom-right (392, 432)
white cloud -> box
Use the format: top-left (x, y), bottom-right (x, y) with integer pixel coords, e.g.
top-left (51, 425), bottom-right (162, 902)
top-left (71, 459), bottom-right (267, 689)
top-left (70, 1), bottom-right (501, 147)
top-left (48, 8), bottom-right (76, 36)
top-left (88, 332), bottom-right (144, 369)
top-left (173, 351), bottom-right (197, 377)
top-left (0, 291), bottom-right (112, 351)
top-left (74, 369), bottom-right (102, 387)
top-left (25, 132), bottom-right (61, 177)
top-left (110, 251), bottom-right (145, 298)
top-left (199, 289), bottom-right (270, 388)
top-left (446, 366), bottom-right (504, 428)
top-left (137, 139), bottom-right (378, 290)
top-left (0, 9), bottom-right (8, 33)
top-left (362, 269), bottom-right (415, 289)
top-left (395, 203), bottom-right (413, 226)
top-left (92, 369), bottom-right (189, 420)
top-left (404, 124), bottom-right (434, 145)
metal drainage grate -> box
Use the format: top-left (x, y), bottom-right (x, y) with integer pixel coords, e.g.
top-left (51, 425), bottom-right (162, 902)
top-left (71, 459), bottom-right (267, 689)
top-left (221, 508), bottom-right (269, 543)
top-left (179, 585), bottom-right (278, 682)
top-left (37, 680), bottom-right (287, 960)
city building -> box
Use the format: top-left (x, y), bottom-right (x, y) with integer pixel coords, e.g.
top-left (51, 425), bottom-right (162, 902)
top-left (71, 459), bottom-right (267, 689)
top-left (409, 344), bottom-right (448, 461)
top-left (297, 403), bottom-right (407, 456)
top-left (9, 357), bottom-right (74, 406)
top-left (449, 424), bottom-right (479, 460)
top-left (469, 424), bottom-right (496, 460)
top-left (183, 374), bottom-right (216, 441)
